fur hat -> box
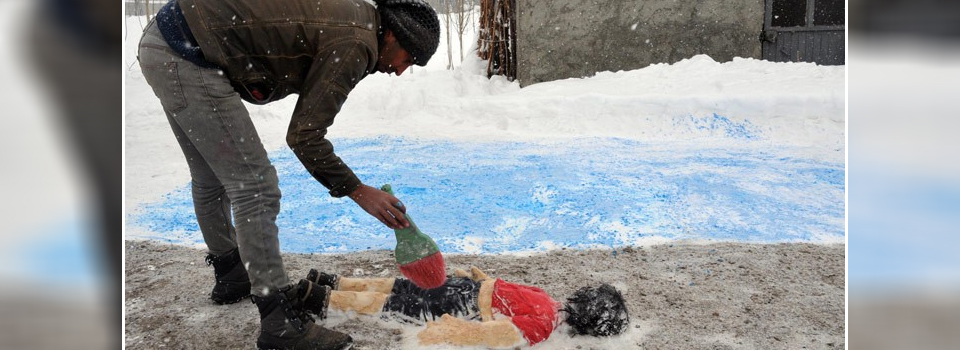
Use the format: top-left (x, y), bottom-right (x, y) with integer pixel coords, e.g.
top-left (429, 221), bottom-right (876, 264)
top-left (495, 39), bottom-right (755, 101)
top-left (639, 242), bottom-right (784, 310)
top-left (375, 0), bottom-right (440, 66)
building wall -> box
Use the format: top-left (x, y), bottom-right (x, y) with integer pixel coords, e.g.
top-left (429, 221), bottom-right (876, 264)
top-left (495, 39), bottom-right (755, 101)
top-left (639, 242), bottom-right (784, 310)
top-left (516, 0), bottom-right (764, 86)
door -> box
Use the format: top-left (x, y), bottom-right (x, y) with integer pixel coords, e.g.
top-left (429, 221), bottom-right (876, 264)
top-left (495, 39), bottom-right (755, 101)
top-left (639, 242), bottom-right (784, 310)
top-left (762, 0), bottom-right (845, 65)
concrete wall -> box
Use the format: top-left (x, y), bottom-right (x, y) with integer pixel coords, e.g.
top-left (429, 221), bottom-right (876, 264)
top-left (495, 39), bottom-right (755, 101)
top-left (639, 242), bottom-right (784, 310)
top-left (516, 0), bottom-right (764, 86)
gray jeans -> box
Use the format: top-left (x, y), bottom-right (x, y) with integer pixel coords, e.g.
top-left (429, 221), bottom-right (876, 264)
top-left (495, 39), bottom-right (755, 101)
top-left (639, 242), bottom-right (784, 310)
top-left (138, 21), bottom-right (289, 295)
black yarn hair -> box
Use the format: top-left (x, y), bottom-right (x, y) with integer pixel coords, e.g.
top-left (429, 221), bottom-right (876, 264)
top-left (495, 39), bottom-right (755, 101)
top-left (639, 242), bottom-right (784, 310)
top-left (562, 283), bottom-right (629, 337)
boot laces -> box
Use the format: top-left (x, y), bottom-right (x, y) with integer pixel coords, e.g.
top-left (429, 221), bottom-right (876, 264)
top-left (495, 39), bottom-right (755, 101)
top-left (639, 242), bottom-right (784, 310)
top-left (289, 296), bottom-right (316, 326)
top-left (278, 289), bottom-right (315, 332)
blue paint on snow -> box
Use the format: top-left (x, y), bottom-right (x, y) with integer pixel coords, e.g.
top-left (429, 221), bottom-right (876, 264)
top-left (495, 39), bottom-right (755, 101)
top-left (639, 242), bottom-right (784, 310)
top-left (674, 113), bottom-right (760, 140)
top-left (131, 136), bottom-right (844, 254)
top-left (6, 217), bottom-right (102, 287)
top-left (848, 167), bottom-right (960, 287)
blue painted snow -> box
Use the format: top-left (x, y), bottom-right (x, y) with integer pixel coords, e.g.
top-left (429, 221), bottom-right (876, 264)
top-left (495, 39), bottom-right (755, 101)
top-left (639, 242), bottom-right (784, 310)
top-left (7, 217), bottom-right (102, 287)
top-left (132, 136), bottom-right (844, 254)
top-left (675, 113), bottom-right (760, 140)
top-left (848, 167), bottom-right (960, 286)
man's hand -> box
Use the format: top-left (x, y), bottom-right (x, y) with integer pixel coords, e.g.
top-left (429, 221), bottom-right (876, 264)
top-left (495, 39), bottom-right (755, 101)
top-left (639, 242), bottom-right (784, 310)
top-left (348, 184), bottom-right (410, 229)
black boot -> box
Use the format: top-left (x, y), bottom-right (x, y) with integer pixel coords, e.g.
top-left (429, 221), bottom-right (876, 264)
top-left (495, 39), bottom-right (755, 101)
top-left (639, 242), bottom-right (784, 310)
top-left (306, 269), bottom-right (339, 289)
top-left (296, 279), bottom-right (331, 319)
top-left (205, 248), bottom-right (251, 304)
top-left (252, 286), bottom-right (353, 350)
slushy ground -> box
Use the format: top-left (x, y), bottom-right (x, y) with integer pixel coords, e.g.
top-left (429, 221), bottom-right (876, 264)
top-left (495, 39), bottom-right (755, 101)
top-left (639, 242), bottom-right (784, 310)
top-left (125, 240), bottom-right (844, 350)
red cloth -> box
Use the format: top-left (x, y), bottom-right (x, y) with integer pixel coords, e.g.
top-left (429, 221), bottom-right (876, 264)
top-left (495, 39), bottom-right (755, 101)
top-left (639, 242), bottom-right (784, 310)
top-left (490, 279), bottom-right (561, 345)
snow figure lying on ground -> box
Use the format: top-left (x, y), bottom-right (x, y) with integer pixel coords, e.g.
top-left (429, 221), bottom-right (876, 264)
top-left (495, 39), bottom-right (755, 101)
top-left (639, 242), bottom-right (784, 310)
top-left (291, 266), bottom-right (629, 348)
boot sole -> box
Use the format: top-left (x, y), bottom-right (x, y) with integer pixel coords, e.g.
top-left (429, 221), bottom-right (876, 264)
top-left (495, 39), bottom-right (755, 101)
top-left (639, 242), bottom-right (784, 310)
top-left (211, 293), bottom-right (250, 305)
top-left (256, 342), bottom-right (352, 350)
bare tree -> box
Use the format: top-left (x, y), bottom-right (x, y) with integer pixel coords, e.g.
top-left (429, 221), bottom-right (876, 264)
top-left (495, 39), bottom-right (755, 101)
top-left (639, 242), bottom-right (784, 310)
top-left (442, 0), bottom-right (454, 70)
top-left (452, 0), bottom-right (475, 63)
top-left (132, 0), bottom-right (159, 20)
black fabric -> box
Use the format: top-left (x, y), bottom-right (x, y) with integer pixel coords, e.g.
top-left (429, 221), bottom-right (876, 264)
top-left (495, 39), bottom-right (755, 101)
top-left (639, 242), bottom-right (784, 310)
top-left (375, 0), bottom-right (440, 66)
top-left (155, 0), bottom-right (218, 69)
top-left (382, 277), bottom-right (481, 322)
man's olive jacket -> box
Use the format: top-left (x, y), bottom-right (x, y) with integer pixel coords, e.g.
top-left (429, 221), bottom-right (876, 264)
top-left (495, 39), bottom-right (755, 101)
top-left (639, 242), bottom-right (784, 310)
top-left (179, 0), bottom-right (381, 197)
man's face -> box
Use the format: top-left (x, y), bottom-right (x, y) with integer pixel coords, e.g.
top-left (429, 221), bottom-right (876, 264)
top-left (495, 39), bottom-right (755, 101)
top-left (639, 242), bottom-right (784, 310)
top-left (377, 30), bottom-right (414, 76)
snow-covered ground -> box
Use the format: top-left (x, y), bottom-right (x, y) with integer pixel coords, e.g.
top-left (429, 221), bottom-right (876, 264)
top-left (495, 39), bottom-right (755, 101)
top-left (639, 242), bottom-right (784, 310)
top-left (124, 12), bottom-right (845, 255)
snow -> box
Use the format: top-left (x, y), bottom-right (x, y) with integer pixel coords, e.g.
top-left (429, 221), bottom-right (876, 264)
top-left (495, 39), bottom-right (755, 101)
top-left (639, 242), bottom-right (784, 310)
top-left (0, 0), bottom-right (99, 295)
top-left (848, 36), bottom-right (960, 290)
top-left (123, 12), bottom-right (844, 254)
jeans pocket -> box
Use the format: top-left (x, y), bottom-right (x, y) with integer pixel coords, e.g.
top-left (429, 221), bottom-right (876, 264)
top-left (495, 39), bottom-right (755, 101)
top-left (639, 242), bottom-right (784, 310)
top-left (141, 62), bottom-right (187, 114)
